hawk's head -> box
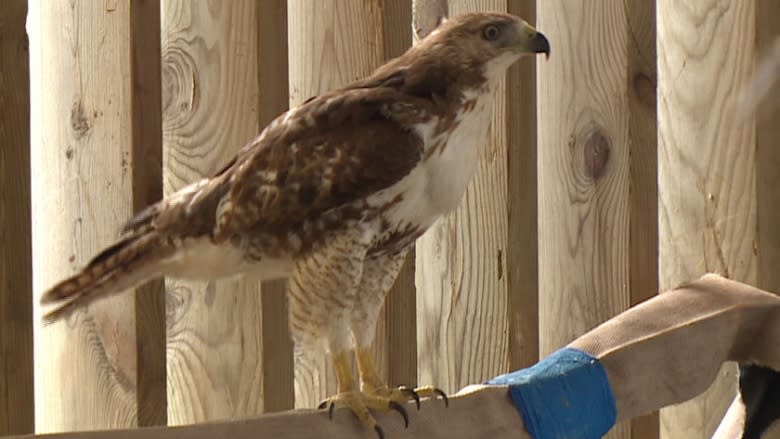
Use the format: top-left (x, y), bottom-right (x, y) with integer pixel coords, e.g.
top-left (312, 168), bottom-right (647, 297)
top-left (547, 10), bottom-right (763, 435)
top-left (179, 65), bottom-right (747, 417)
top-left (415, 12), bottom-right (550, 82)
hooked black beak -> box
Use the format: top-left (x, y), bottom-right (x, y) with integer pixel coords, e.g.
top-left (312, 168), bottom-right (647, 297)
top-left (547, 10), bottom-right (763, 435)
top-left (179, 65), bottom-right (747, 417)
top-left (529, 31), bottom-right (551, 59)
top-left (515, 21), bottom-right (551, 59)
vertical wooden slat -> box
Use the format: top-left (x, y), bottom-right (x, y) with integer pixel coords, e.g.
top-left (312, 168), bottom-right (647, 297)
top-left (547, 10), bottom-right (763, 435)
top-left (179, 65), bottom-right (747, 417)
top-left (258, 0), bottom-right (294, 414)
top-left (287, 0), bottom-right (406, 407)
top-left (756, 0), bottom-right (780, 296)
top-left (538, 2), bottom-right (657, 438)
top-left (415, 0), bottom-right (518, 393)
top-left (375, 0), bottom-right (416, 390)
top-left (29, 0), bottom-right (163, 432)
top-left (658, 1), bottom-right (758, 437)
top-left (131, 0), bottom-right (167, 427)
top-left (0, 0), bottom-right (33, 434)
top-left (505, 0), bottom-right (539, 371)
top-left (626, 2), bottom-right (659, 311)
top-left (626, 2), bottom-right (659, 439)
top-left (382, 253), bottom-right (418, 388)
top-left (161, 1), bottom-right (264, 423)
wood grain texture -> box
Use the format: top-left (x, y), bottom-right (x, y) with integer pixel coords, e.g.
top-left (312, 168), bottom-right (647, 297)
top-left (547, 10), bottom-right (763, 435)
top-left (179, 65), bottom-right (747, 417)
top-left (537, 1), bottom-right (658, 437)
top-left (375, 0), bottom-right (416, 390)
top-left (625, 3), bottom-right (659, 439)
top-left (505, 0), bottom-right (539, 371)
top-left (12, 276), bottom-right (780, 439)
top-left (756, 1), bottom-right (780, 295)
top-left (29, 0), bottom-right (162, 432)
top-left (751, 5), bottom-right (779, 435)
top-left (256, 0), bottom-right (294, 414)
top-left (161, 1), bottom-right (264, 424)
top-left (658, 0), bottom-right (758, 437)
top-left (2, 387), bottom-right (532, 439)
top-left (287, 0), bottom-right (407, 407)
top-left (412, 0), bottom-right (447, 41)
top-left (131, 0), bottom-right (166, 427)
top-left (0, 0), bottom-right (33, 434)
top-left (415, 0), bottom-right (512, 393)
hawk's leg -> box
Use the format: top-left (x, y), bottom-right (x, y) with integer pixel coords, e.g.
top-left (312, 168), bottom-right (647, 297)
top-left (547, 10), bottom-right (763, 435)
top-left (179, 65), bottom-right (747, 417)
top-left (288, 228), bottom-right (406, 437)
top-left (351, 248), bottom-right (449, 411)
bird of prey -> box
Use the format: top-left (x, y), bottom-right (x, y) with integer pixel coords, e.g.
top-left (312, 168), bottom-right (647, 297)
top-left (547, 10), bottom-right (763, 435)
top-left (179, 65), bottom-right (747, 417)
top-left (41, 12), bottom-right (550, 436)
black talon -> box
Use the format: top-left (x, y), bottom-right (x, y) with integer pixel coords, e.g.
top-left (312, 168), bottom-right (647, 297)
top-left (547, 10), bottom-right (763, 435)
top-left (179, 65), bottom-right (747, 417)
top-left (401, 386), bottom-right (421, 410)
top-left (374, 424), bottom-right (384, 439)
top-left (328, 402), bottom-right (336, 420)
top-left (434, 388), bottom-right (449, 407)
top-left (318, 399), bottom-right (329, 410)
top-left (389, 400), bottom-right (409, 428)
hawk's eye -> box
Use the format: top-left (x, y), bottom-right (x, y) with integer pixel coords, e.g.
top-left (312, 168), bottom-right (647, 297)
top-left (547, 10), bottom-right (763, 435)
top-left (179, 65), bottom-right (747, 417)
top-left (482, 24), bottom-right (500, 41)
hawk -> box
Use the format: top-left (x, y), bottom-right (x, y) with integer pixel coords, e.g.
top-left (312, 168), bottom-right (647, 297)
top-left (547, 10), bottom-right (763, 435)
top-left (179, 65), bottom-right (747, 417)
top-left (41, 12), bottom-right (549, 436)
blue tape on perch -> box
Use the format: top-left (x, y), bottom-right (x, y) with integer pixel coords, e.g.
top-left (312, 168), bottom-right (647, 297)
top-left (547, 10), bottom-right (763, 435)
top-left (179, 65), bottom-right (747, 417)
top-left (486, 347), bottom-right (616, 439)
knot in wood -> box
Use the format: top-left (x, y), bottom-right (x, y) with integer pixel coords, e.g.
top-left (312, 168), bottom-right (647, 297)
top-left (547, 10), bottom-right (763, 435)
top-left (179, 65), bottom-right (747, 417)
top-left (161, 47), bottom-right (198, 120)
top-left (70, 100), bottom-right (90, 139)
top-left (583, 130), bottom-right (610, 180)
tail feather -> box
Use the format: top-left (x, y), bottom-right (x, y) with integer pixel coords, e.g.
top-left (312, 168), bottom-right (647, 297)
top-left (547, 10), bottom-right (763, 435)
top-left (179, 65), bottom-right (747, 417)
top-left (40, 232), bottom-right (169, 323)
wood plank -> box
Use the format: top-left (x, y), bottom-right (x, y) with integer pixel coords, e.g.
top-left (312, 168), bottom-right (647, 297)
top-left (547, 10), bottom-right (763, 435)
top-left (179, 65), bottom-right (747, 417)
top-left (256, 0), bottom-right (294, 414)
top-left (505, 0), bottom-right (539, 371)
top-left (415, 0), bottom-right (512, 393)
top-left (537, 1), bottom-right (657, 437)
top-left (625, 2), bottom-right (659, 439)
top-left (756, 1), bottom-right (780, 295)
top-left (570, 275), bottom-right (780, 422)
top-left (1, 387), bottom-right (531, 439)
top-left (29, 0), bottom-right (163, 432)
top-left (161, 0), bottom-right (264, 423)
top-left (746, 5), bottom-right (780, 432)
top-left (657, 0), bottom-right (758, 437)
top-left (376, 0), bottom-right (416, 390)
top-left (0, 0), bottom-right (33, 434)
top-left (286, 0), bottom-right (397, 408)
top-left (130, 0), bottom-right (167, 427)
top-left (8, 276), bottom-right (780, 439)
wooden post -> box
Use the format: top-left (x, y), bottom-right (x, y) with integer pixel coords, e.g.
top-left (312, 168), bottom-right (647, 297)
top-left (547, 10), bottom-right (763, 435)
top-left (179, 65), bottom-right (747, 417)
top-left (505, 0), bottom-right (539, 371)
top-left (414, 0), bottom-right (539, 393)
top-left (658, 0), bottom-right (760, 437)
top-left (161, 0), bottom-right (272, 423)
top-left (286, 0), bottom-right (413, 407)
top-left (29, 0), bottom-right (165, 433)
top-left (371, 1), bottom-right (417, 390)
top-left (537, 1), bottom-right (657, 438)
top-left (0, 0), bottom-right (33, 434)
top-left (132, 0), bottom-right (167, 427)
top-left (9, 276), bottom-right (780, 439)
top-left (752, 3), bottom-right (780, 438)
top-left (756, 2), bottom-right (780, 295)
top-left (626, 3), bottom-right (659, 439)
top-left (257, 1), bottom-right (295, 415)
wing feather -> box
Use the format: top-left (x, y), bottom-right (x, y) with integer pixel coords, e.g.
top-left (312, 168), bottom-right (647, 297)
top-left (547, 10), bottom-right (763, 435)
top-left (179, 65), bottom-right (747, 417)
top-left (213, 85), bottom-right (429, 240)
top-left (121, 76), bottom-right (430, 246)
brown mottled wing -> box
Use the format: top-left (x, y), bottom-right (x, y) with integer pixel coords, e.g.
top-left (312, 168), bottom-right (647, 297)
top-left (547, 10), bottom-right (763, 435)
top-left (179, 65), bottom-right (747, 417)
top-left (120, 158), bottom-right (237, 239)
top-left (213, 86), bottom-right (429, 240)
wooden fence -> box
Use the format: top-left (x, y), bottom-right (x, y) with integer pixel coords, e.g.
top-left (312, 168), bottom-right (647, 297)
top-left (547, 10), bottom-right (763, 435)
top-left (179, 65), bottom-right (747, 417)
top-left (1, 0), bottom-right (778, 438)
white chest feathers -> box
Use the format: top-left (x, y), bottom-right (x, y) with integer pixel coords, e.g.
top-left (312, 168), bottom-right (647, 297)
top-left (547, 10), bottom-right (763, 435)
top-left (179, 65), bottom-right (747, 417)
top-left (378, 86), bottom-right (498, 231)
top-left (422, 88), bottom-right (496, 212)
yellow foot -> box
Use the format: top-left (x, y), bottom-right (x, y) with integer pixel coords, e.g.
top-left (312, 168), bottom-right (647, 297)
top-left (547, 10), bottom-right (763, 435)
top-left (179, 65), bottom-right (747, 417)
top-left (363, 385), bottom-right (449, 410)
top-left (318, 391), bottom-right (409, 439)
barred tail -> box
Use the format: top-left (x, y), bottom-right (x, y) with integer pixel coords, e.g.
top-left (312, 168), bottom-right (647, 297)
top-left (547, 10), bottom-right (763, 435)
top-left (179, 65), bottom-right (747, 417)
top-left (40, 232), bottom-right (168, 323)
